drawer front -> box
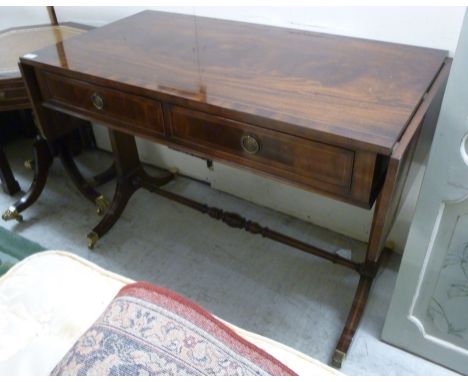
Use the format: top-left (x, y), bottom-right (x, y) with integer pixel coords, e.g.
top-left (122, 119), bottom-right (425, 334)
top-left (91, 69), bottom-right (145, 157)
top-left (0, 80), bottom-right (29, 111)
top-left (38, 72), bottom-right (164, 135)
top-left (169, 106), bottom-right (355, 192)
top-left (0, 87), bottom-right (27, 100)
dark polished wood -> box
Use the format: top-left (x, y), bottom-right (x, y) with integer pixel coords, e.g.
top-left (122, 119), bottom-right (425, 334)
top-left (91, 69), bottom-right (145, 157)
top-left (0, 145), bottom-right (20, 194)
top-left (87, 130), bottom-right (174, 249)
top-left (2, 137), bottom-right (52, 222)
top-left (0, 22), bottom-right (117, 215)
top-left (21, 11), bottom-right (447, 155)
top-left (0, 22), bottom-right (96, 196)
top-left (47, 6), bottom-right (59, 26)
top-left (169, 105), bottom-right (358, 202)
top-left (16, 10), bottom-right (451, 367)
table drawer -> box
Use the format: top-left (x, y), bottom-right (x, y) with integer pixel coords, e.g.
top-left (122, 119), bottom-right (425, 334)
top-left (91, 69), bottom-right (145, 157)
top-left (0, 87), bottom-right (27, 101)
top-left (169, 106), bottom-right (355, 193)
top-left (0, 79), bottom-right (29, 111)
top-left (37, 72), bottom-right (164, 135)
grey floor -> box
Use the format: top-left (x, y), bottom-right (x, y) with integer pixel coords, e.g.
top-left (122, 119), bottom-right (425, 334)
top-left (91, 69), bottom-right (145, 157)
top-left (0, 139), bottom-right (458, 376)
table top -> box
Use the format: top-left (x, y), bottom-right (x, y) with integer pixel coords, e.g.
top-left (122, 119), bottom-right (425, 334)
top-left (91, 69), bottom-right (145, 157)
top-left (21, 11), bottom-right (448, 154)
top-left (0, 25), bottom-right (85, 79)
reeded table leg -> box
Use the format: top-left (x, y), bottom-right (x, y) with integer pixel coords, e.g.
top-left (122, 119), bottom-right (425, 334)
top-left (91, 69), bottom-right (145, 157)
top-left (2, 137), bottom-right (52, 222)
top-left (0, 146), bottom-right (21, 195)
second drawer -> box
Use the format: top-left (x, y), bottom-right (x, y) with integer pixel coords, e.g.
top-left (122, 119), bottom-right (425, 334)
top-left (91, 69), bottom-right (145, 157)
top-left (169, 106), bottom-right (355, 194)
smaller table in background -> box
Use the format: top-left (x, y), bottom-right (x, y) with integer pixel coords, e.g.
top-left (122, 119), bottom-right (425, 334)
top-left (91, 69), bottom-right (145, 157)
top-left (0, 24), bottom-right (86, 195)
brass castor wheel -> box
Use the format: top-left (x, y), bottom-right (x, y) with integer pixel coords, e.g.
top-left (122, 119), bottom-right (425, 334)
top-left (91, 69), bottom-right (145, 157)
top-left (95, 195), bottom-right (110, 216)
top-left (331, 349), bottom-right (346, 369)
top-left (87, 231), bottom-right (99, 249)
top-left (168, 167), bottom-right (179, 176)
top-left (2, 207), bottom-right (23, 222)
top-left (24, 159), bottom-right (34, 170)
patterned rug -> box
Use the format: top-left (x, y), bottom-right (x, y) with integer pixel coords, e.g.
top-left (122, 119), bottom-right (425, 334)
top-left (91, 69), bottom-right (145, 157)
top-left (52, 281), bottom-right (297, 376)
top-left (0, 226), bottom-right (44, 276)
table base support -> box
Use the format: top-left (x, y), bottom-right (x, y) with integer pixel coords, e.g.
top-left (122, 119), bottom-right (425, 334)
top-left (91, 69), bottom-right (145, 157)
top-left (2, 135), bottom-right (114, 222)
top-left (87, 167), bottom-right (174, 249)
top-left (332, 275), bottom-right (373, 368)
top-left (79, 130), bottom-right (392, 369)
top-left (0, 146), bottom-right (21, 196)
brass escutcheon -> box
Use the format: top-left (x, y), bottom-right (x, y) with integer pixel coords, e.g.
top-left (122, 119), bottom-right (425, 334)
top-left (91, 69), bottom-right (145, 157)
top-left (91, 92), bottom-right (104, 110)
top-left (240, 134), bottom-right (260, 154)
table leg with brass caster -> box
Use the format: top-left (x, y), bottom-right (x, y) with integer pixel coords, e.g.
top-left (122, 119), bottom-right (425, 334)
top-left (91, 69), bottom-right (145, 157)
top-left (331, 275), bottom-right (373, 368)
top-left (86, 130), bottom-right (175, 249)
top-left (87, 179), bottom-right (136, 249)
top-left (87, 166), bottom-right (175, 249)
top-left (57, 140), bottom-right (110, 216)
top-left (2, 133), bottom-right (114, 222)
top-left (2, 137), bottom-right (52, 222)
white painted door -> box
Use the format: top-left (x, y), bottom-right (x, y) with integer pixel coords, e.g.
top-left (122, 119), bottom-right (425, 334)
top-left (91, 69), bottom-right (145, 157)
top-left (382, 10), bottom-right (468, 374)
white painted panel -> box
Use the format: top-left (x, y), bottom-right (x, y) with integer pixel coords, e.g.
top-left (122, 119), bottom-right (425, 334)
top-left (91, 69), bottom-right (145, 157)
top-left (0, 7), bottom-right (50, 30)
top-left (382, 10), bottom-right (468, 374)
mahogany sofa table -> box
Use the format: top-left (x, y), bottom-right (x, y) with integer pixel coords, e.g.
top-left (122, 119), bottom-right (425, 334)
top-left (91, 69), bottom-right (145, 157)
top-left (12, 11), bottom-right (450, 367)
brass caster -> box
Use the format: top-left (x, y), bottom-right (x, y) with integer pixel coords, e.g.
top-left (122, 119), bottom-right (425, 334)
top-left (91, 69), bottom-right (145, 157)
top-left (2, 207), bottom-right (23, 222)
top-left (169, 167), bottom-right (179, 176)
top-left (95, 195), bottom-right (110, 215)
top-left (331, 349), bottom-right (346, 369)
top-left (24, 159), bottom-right (34, 170)
top-left (87, 232), bottom-right (99, 249)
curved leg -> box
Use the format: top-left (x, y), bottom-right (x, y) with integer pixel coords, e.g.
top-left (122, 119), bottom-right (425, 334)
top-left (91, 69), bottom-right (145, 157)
top-left (87, 167), bottom-right (175, 249)
top-left (140, 167), bottom-right (176, 192)
top-left (331, 275), bottom-right (373, 368)
top-left (0, 146), bottom-right (21, 195)
top-left (87, 130), bottom-right (175, 249)
top-left (57, 142), bottom-right (110, 215)
top-left (87, 179), bottom-right (136, 249)
top-left (90, 163), bottom-right (116, 187)
top-left (2, 138), bottom-right (52, 222)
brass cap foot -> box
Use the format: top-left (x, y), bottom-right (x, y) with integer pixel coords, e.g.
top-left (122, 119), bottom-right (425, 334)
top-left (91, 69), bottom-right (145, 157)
top-left (331, 349), bottom-right (346, 369)
top-left (24, 159), bottom-right (34, 170)
top-left (87, 231), bottom-right (99, 249)
top-left (95, 195), bottom-right (110, 216)
top-left (168, 167), bottom-right (179, 175)
top-left (2, 207), bottom-right (23, 222)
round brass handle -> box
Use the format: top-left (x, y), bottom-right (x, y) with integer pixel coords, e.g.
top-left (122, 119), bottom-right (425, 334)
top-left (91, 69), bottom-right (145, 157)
top-left (240, 134), bottom-right (260, 154)
top-left (91, 92), bottom-right (104, 110)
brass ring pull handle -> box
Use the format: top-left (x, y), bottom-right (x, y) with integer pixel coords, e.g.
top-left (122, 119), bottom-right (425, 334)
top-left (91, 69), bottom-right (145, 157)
top-left (91, 92), bottom-right (104, 110)
top-left (240, 134), bottom-right (260, 154)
